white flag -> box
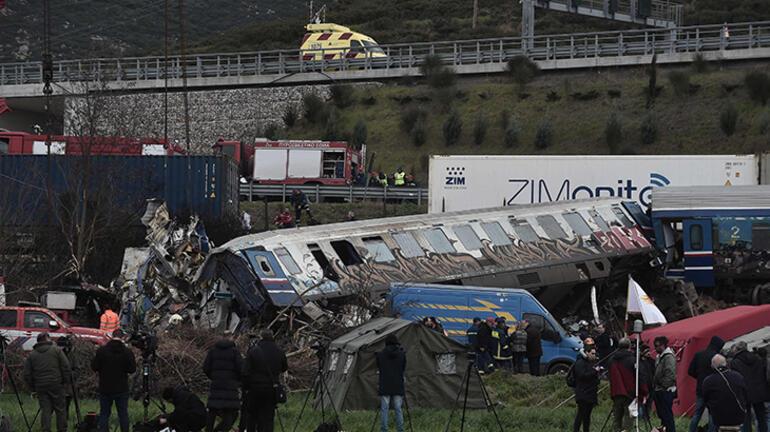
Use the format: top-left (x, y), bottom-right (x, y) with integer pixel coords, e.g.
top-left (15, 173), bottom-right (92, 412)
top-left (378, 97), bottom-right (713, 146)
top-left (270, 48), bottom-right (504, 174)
top-left (626, 276), bottom-right (667, 325)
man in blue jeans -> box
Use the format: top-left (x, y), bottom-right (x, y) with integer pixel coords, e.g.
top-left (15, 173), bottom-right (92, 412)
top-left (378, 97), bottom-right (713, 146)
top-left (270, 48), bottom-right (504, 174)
top-left (688, 336), bottom-right (724, 432)
top-left (376, 334), bottom-right (407, 432)
top-left (91, 329), bottom-right (137, 432)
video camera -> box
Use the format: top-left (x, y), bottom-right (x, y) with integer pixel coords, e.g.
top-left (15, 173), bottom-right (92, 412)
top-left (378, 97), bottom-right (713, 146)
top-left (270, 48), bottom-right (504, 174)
top-left (128, 329), bottom-right (159, 359)
top-left (56, 335), bottom-right (74, 354)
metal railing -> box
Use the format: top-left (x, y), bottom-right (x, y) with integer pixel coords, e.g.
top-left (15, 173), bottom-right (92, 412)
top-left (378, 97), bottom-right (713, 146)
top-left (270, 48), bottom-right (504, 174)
top-left (537, 0), bottom-right (684, 26)
top-left (1, 21), bottom-right (769, 87)
top-left (239, 183), bottom-right (429, 205)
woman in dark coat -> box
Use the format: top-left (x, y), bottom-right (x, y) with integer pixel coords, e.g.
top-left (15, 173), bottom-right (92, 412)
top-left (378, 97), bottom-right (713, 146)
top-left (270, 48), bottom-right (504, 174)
top-left (202, 336), bottom-right (243, 432)
top-left (573, 347), bottom-right (600, 432)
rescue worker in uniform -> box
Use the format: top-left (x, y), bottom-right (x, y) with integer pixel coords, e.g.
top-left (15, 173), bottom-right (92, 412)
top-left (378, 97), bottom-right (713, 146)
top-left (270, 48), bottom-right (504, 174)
top-left (476, 318), bottom-right (495, 374)
top-left (378, 172), bottom-right (388, 187)
top-left (492, 317), bottom-right (513, 370)
top-left (100, 303), bottom-right (119, 334)
top-left (466, 318), bottom-right (481, 350)
top-left (393, 167), bottom-right (406, 187)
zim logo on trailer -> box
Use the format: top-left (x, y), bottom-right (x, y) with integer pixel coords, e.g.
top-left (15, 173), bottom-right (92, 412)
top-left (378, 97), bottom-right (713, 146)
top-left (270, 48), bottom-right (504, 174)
top-left (445, 166), bottom-right (466, 185)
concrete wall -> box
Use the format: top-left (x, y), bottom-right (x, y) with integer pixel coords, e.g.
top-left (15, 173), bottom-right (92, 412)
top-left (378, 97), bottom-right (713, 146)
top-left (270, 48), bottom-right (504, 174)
top-left (62, 84), bottom-right (367, 153)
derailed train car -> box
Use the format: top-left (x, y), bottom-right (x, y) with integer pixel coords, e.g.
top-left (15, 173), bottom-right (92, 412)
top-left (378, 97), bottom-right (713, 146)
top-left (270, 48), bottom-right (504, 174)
top-left (195, 198), bottom-right (656, 327)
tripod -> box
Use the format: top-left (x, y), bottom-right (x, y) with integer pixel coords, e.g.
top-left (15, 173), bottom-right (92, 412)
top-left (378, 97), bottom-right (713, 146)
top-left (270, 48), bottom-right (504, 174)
top-left (291, 352), bottom-right (342, 432)
top-left (443, 361), bottom-right (505, 432)
top-left (0, 334), bottom-right (33, 432)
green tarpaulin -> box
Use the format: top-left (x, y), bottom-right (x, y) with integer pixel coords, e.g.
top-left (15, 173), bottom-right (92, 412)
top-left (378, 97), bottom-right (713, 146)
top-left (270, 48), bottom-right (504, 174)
top-left (316, 317), bottom-right (487, 411)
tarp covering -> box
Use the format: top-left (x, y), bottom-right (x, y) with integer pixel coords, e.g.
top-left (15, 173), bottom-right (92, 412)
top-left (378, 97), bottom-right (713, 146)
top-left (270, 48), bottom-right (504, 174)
top-left (317, 317), bottom-right (486, 411)
top-left (642, 305), bottom-right (770, 416)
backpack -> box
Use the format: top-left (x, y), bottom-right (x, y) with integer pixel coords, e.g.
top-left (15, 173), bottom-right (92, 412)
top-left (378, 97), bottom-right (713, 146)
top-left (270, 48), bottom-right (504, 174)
top-left (566, 365), bottom-right (576, 388)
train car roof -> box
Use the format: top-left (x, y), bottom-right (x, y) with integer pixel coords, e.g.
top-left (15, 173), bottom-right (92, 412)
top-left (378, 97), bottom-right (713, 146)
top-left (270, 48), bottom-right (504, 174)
top-left (652, 185), bottom-right (770, 216)
top-left (219, 197), bottom-right (628, 252)
top-left (389, 282), bottom-right (532, 296)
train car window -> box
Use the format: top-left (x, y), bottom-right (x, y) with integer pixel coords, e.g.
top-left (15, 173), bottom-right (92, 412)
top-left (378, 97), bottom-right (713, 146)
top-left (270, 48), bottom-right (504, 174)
top-left (480, 222), bottom-right (512, 246)
top-left (308, 243), bottom-right (340, 281)
top-left (275, 248), bottom-right (301, 275)
top-left (509, 219), bottom-right (540, 243)
top-left (330, 240), bottom-right (364, 266)
top-left (588, 210), bottom-right (610, 232)
top-left (422, 228), bottom-right (456, 254)
top-left (255, 256), bottom-right (276, 277)
top-left (611, 207), bottom-right (634, 228)
top-left (690, 225), bottom-right (704, 250)
top-left (392, 232), bottom-right (424, 258)
top-left (752, 223), bottom-right (770, 250)
top-left (536, 215), bottom-right (567, 239)
top-left (453, 224), bottom-right (483, 250)
top-left (563, 212), bottom-right (592, 237)
top-left (0, 138), bottom-right (8, 154)
top-left (362, 236), bottom-right (395, 262)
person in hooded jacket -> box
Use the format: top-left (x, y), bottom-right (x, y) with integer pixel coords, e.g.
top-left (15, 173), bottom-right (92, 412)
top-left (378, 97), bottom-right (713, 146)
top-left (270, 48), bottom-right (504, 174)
top-left (609, 338), bottom-right (636, 432)
top-left (160, 386), bottom-right (208, 432)
top-left (573, 346), bottom-right (600, 432)
top-left (689, 336), bottom-right (725, 432)
top-left (23, 332), bottom-right (71, 432)
top-left (377, 334), bottom-right (407, 432)
top-left (653, 336), bottom-right (677, 432)
top-left (476, 318), bottom-right (495, 374)
top-left (202, 334), bottom-right (243, 432)
top-left (511, 323), bottom-right (528, 374)
top-left (91, 329), bottom-right (136, 432)
top-left (729, 342), bottom-right (768, 432)
top-left (242, 329), bottom-right (288, 432)
top-left (525, 321), bottom-right (543, 376)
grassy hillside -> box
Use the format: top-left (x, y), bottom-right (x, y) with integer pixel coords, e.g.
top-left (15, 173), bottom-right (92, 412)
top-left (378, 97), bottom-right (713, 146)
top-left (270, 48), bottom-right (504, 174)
top-left (273, 62), bottom-right (770, 183)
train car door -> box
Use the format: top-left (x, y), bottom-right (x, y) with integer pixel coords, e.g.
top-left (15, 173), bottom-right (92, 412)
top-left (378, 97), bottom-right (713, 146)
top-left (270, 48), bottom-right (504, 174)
top-left (683, 219), bottom-right (715, 287)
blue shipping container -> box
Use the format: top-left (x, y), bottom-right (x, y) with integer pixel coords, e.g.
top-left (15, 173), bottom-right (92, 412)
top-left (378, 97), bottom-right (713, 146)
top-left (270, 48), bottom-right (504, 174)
top-left (0, 155), bottom-right (239, 225)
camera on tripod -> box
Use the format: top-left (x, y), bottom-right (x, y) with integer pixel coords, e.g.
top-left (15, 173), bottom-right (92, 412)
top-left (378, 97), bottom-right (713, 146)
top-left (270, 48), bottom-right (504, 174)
top-left (128, 329), bottom-right (159, 359)
top-left (56, 335), bottom-right (73, 354)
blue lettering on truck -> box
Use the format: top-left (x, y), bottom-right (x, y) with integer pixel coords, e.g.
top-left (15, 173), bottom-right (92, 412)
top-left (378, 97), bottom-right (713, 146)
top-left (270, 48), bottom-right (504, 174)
top-left (507, 173), bottom-right (671, 207)
top-left (388, 283), bottom-right (581, 374)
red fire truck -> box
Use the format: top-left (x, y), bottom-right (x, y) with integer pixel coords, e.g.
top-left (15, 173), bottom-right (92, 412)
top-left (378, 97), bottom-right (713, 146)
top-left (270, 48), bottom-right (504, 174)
top-left (0, 130), bottom-right (184, 156)
top-left (213, 138), bottom-right (364, 185)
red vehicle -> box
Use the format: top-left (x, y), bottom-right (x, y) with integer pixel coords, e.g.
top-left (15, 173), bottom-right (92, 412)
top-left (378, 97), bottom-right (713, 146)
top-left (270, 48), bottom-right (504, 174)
top-left (0, 306), bottom-right (109, 351)
top-left (0, 130), bottom-right (184, 156)
top-left (213, 138), bottom-right (365, 185)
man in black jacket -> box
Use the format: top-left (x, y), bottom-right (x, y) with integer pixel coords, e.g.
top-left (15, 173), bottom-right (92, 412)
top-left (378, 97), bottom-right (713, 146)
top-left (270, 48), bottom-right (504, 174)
top-left (730, 342), bottom-right (768, 432)
top-left (525, 321), bottom-right (543, 376)
top-left (476, 318), bottom-right (495, 374)
top-left (377, 334), bottom-right (406, 432)
top-left (703, 354), bottom-right (748, 430)
top-left (91, 329), bottom-right (136, 432)
top-left (23, 332), bottom-right (71, 432)
top-left (242, 329), bottom-right (288, 432)
top-left (594, 324), bottom-right (616, 366)
top-left (572, 347), bottom-right (600, 432)
top-left (160, 386), bottom-right (207, 432)
top-left (203, 334), bottom-right (243, 432)
top-left (689, 336), bottom-right (725, 432)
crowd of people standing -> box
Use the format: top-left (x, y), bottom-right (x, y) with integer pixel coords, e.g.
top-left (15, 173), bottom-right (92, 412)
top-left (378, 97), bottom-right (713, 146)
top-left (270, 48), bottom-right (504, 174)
top-left (465, 316), bottom-right (543, 376)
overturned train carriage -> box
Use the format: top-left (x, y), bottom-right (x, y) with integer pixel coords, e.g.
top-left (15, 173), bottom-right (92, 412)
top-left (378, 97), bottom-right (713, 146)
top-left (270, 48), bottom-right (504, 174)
top-left (195, 198), bottom-right (656, 328)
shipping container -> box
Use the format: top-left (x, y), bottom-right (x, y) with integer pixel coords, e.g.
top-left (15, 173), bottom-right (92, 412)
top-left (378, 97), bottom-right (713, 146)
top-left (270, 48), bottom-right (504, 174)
top-left (428, 155), bottom-right (760, 213)
top-left (0, 155), bottom-right (239, 226)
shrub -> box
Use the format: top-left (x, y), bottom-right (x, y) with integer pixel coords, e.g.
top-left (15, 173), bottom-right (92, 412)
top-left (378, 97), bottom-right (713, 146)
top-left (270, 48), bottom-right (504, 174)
top-left (411, 116), bottom-right (427, 147)
top-left (720, 104), bottom-right (739, 136)
top-left (745, 71), bottom-right (770, 105)
top-left (330, 84), bottom-right (355, 108)
top-left (324, 109), bottom-right (341, 141)
top-left (282, 104), bottom-right (298, 128)
top-left (668, 71), bottom-right (691, 97)
top-left (352, 120), bottom-right (367, 149)
top-left (302, 93), bottom-right (328, 124)
top-left (647, 54), bottom-right (658, 107)
top-left (640, 113), bottom-right (658, 145)
top-left (400, 106), bottom-right (428, 133)
top-left (504, 120), bottom-right (520, 148)
top-left (420, 54), bottom-right (456, 89)
top-left (443, 110), bottom-right (463, 147)
top-left (263, 123), bottom-right (280, 140)
top-left (534, 121), bottom-right (553, 149)
top-left (472, 115), bottom-right (487, 146)
top-left (499, 109), bottom-right (510, 131)
top-left (759, 111), bottom-right (770, 135)
top-left (506, 56), bottom-right (540, 90)
top-left (605, 113), bottom-right (623, 154)
top-left (692, 53), bottom-right (709, 74)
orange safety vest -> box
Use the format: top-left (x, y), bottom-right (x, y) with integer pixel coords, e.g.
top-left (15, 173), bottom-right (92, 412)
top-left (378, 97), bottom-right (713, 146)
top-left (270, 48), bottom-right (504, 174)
top-left (99, 309), bottom-right (119, 332)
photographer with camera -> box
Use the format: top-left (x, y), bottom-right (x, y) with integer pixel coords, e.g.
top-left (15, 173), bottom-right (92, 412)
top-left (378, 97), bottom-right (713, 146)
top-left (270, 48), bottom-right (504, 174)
top-left (23, 332), bottom-right (71, 432)
top-left (202, 333), bottom-right (243, 432)
top-left (159, 386), bottom-right (207, 432)
top-left (91, 329), bottom-right (136, 432)
top-left (242, 329), bottom-right (288, 432)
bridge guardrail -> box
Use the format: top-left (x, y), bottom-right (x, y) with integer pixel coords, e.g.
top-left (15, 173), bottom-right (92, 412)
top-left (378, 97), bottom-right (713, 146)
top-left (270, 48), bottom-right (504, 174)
top-left (2, 21), bottom-right (770, 87)
top-left (239, 183), bottom-right (429, 205)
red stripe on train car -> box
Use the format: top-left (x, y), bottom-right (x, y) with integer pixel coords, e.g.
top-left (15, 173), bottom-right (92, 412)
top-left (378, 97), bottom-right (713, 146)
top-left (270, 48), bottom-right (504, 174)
top-left (302, 34), bottom-right (311, 44)
top-left (303, 54), bottom-right (314, 61)
top-left (317, 33), bottom-right (332, 41)
top-left (339, 33), bottom-right (353, 40)
top-left (323, 54), bottom-right (336, 60)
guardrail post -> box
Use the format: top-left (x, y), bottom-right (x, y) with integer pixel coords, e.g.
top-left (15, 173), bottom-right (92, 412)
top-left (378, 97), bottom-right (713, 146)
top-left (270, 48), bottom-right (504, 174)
top-left (282, 184), bottom-right (286, 203)
top-left (499, 40), bottom-right (504, 63)
top-left (749, 24), bottom-right (754, 49)
top-left (248, 183), bottom-right (253, 202)
top-left (418, 188), bottom-right (422, 206)
top-left (257, 53), bottom-right (262, 75)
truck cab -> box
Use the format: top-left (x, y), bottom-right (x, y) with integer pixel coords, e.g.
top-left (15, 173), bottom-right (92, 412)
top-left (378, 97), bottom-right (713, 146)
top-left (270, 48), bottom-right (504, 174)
top-left (388, 283), bottom-right (581, 374)
top-left (0, 306), bottom-right (109, 350)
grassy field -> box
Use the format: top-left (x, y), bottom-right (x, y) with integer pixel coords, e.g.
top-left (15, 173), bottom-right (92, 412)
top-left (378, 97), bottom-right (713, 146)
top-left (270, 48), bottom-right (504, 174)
top-left (0, 374), bottom-right (696, 431)
top-left (279, 62), bottom-right (770, 184)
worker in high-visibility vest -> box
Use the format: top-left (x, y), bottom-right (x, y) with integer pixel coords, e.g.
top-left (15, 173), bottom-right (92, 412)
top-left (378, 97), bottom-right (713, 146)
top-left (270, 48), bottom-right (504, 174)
top-left (393, 167), bottom-right (406, 187)
top-left (99, 305), bottom-right (119, 333)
